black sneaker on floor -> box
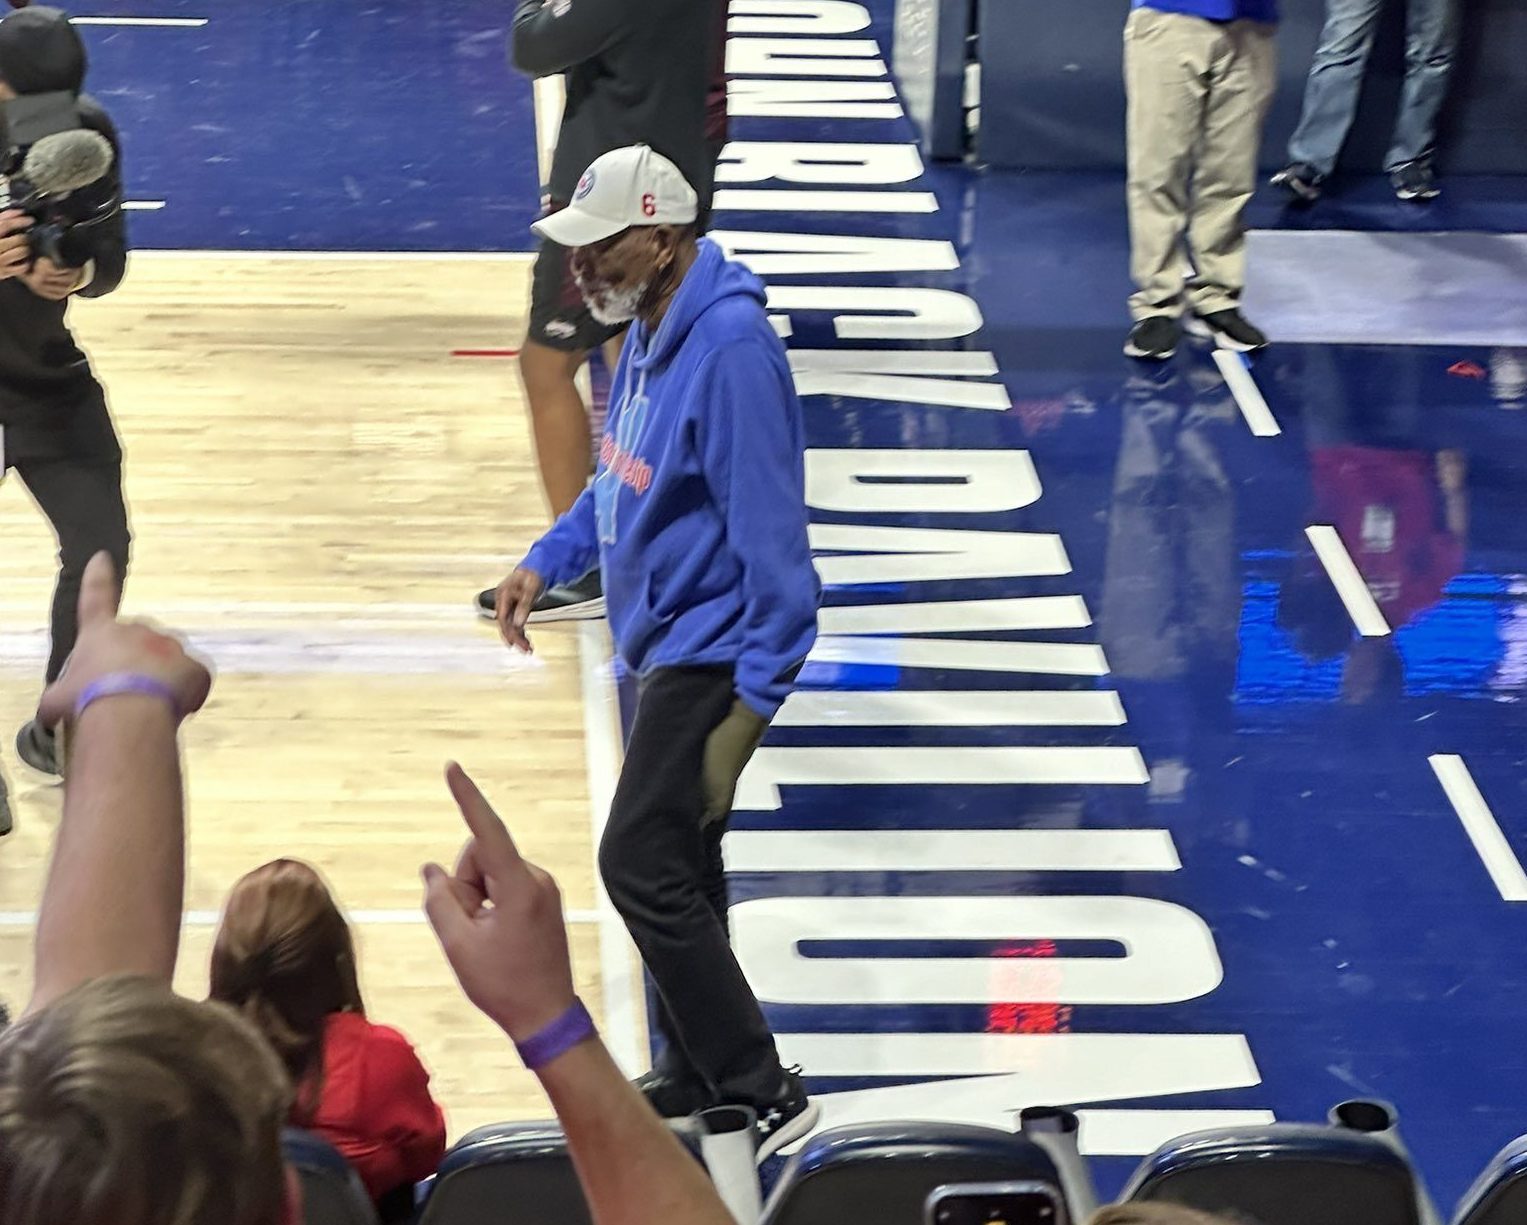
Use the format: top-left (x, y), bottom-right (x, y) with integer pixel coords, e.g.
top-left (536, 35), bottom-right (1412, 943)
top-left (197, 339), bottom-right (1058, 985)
top-left (1124, 316), bottom-right (1180, 361)
top-left (635, 1067), bottom-right (716, 1120)
top-left (1186, 309), bottom-right (1268, 353)
top-left (16, 719), bottom-right (59, 777)
top-left (526, 569), bottom-right (605, 624)
top-left (1392, 161), bottom-right (1440, 202)
top-left (754, 1067), bottom-right (820, 1163)
top-left (1270, 162), bottom-right (1324, 205)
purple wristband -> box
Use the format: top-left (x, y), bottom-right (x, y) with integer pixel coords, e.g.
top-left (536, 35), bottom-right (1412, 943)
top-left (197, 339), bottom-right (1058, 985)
top-left (74, 673), bottom-right (182, 724)
top-left (515, 998), bottom-right (597, 1070)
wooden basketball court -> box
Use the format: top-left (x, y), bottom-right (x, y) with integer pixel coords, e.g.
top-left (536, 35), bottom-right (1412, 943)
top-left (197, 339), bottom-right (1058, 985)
top-left (0, 253), bottom-right (643, 1137)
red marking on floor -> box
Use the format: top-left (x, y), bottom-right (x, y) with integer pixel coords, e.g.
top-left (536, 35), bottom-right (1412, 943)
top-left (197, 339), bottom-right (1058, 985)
top-left (1449, 360), bottom-right (1487, 380)
top-left (451, 348), bottom-right (520, 358)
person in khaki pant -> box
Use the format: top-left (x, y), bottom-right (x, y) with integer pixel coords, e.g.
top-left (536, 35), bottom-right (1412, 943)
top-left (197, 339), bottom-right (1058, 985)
top-left (1124, 0), bottom-right (1279, 361)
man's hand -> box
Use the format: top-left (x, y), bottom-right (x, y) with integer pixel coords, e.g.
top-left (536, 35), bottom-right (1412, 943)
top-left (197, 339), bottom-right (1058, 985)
top-left (20, 255), bottom-right (85, 302)
top-left (422, 763), bottom-right (579, 1044)
top-left (701, 699), bottom-right (769, 826)
top-left (495, 566), bottom-right (546, 654)
top-left (0, 211), bottom-right (32, 281)
top-left (37, 552), bottom-right (213, 731)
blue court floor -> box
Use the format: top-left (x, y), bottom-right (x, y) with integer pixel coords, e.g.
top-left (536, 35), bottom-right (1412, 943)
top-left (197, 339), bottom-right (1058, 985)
top-left (74, 0), bottom-right (1527, 1206)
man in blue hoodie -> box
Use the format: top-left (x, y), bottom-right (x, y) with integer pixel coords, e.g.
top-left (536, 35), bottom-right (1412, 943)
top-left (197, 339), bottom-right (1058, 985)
top-left (492, 144), bottom-right (821, 1156)
top-left (1124, 0), bottom-right (1279, 361)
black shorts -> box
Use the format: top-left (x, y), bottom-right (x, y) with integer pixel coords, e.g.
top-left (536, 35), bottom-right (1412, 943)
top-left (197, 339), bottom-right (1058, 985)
top-left (527, 215), bottom-right (628, 354)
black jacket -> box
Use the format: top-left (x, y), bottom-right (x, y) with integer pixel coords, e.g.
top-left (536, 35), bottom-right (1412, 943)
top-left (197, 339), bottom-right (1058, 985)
top-left (512, 0), bottom-right (720, 207)
top-left (0, 95), bottom-right (127, 431)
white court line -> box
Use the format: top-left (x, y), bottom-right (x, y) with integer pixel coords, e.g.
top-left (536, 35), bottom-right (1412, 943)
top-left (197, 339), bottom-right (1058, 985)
top-left (0, 908), bottom-right (605, 928)
top-left (130, 249), bottom-right (534, 262)
top-left (1212, 349), bottom-right (1280, 437)
top-left (1430, 755), bottom-right (1527, 902)
top-left (577, 621), bottom-right (644, 1074)
top-left (124, 201), bottom-right (166, 211)
top-left (1305, 524), bottom-right (1390, 636)
top-left (71, 16), bottom-right (209, 25)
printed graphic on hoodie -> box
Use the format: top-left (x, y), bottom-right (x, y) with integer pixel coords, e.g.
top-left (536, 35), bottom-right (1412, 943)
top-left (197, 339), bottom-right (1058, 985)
top-left (595, 375), bottom-right (652, 545)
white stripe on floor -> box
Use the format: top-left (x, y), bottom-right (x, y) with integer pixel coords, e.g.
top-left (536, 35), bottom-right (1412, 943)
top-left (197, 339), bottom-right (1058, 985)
top-left (1430, 754), bottom-right (1527, 902)
top-left (1305, 524), bottom-right (1390, 636)
top-left (1213, 349), bottom-right (1280, 437)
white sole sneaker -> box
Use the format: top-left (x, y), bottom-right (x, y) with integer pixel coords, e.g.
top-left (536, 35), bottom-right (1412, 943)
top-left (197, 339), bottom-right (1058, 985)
top-left (526, 596), bottom-right (607, 625)
top-left (1184, 314), bottom-right (1266, 353)
top-left (756, 1099), bottom-right (821, 1163)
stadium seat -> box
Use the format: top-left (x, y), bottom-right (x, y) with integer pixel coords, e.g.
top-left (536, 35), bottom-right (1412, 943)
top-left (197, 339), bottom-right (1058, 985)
top-left (761, 1121), bottom-right (1070, 1225)
top-left (281, 1129), bottom-right (380, 1225)
top-left (1122, 1119), bottom-right (1427, 1225)
top-left (416, 1118), bottom-right (708, 1225)
top-left (1453, 1135), bottom-right (1527, 1225)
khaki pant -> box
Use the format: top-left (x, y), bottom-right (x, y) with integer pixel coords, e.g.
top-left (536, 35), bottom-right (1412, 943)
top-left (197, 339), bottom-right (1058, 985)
top-left (1125, 8), bottom-right (1277, 321)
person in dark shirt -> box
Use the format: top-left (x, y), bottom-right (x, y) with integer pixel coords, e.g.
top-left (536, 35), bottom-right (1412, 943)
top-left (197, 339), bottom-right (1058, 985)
top-left (475, 0), bottom-right (725, 625)
top-left (0, 4), bottom-right (130, 806)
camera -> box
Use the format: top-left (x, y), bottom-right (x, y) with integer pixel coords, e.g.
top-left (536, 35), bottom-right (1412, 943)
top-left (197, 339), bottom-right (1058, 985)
top-left (1, 89), bottom-right (117, 266)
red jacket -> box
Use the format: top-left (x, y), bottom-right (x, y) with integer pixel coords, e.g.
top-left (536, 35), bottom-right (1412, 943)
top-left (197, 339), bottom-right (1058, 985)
top-left (302, 1013), bottom-right (447, 1202)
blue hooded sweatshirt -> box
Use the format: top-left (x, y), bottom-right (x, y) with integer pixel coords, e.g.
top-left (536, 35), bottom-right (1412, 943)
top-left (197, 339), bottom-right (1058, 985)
top-left (523, 238), bottom-right (820, 719)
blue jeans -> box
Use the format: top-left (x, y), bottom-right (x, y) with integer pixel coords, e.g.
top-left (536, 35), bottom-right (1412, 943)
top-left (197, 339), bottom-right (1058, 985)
top-left (1287, 0), bottom-right (1459, 176)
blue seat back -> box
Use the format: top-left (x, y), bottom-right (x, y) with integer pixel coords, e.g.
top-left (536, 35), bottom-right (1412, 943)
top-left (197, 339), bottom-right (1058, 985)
top-left (1454, 1135), bottom-right (1527, 1225)
top-left (762, 1121), bottom-right (1066, 1225)
top-left (416, 1121), bottom-right (593, 1225)
top-left (1124, 1123), bottom-right (1423, 1225)
top-left (281, 1129), bottom-right (379, 1225)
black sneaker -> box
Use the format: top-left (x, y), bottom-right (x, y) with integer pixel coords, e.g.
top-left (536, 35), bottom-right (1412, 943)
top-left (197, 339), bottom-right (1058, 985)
top-left (636, 1067), bottom-right (716, 1120)
top-left (1270, 162), bottom-right (1324, 204)
top-left (1124, 316), bottom-right (1180, 361)
top-left (753, 1067), bottom-right (820, 1163)
top-left (1392, 161), bottom-right (1440, 202)
top-left (0, 771), bottom-right (11, 838)
top-left (1186, 309), bottom-right (1268, 353)
top-left (475, 586), bottom-right (498, 620)
top-left (526, 570), bottom-right (605, 624)
top-left (16, 719), bottom-right (59, 777)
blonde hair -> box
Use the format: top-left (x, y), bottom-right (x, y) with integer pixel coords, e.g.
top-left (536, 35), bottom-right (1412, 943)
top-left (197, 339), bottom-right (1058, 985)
top-left (0, 974), bottom-right (292, 1225)
top-left (1090, 1207), bottom-right (1244, 1225)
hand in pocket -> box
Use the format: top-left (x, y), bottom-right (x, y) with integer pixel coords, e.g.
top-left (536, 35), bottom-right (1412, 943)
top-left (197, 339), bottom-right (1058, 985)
top-left (701, 698), bottom-right (769, 826)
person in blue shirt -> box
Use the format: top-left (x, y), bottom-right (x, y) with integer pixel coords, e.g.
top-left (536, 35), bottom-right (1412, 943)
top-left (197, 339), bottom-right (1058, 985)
top-left (1272, 0), bottom-right (1458, 203)
top-left (491, 144), bottom-right (821, 1158)
top-left (1124, 0), bottom-right (1280, 361)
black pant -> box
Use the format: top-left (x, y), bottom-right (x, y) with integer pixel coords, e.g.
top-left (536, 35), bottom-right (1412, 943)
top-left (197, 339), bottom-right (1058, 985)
top-left (598, 665), bottom-right (782, 1106)
top-left (13, 457), bottom-right (130, 683)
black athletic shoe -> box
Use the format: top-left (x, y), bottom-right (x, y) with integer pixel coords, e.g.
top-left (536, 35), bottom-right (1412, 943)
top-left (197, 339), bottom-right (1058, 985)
top-left (636, 1067), bottom-right (716, 1120)
top-left (1124, 316), bottom-right (1180, 361)
top-left (0, 771), bottom-right (11, 838)
top-left (475, 586), bottom-right (497, 619)
top-left (754, 1067), bottom-right (820, 1163)
top-left (1270, 162), bottom-right (1324, 205)
top-left (1392, 161), bottom-right (1440, 202)
top-left (16, 719), bottom-right (59, 777)
top-left (526, 569), bottom-right (605, 624)
top-left (1186, 309), bottom-right (1269, 353)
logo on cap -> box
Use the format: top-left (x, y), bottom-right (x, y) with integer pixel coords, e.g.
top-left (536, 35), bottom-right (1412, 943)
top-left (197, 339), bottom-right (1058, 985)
top-left (574, 171), bottom-right (596, 202)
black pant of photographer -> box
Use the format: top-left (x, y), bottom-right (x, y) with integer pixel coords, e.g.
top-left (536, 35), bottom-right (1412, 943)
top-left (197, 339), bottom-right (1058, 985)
top-left (599, 664), bottom-right (785, 1109)
top-left (12, 455), bottom-right (130, 684)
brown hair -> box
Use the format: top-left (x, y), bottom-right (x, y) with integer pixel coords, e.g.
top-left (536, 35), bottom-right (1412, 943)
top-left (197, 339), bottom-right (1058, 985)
top-left (0, 974), bottom-right (292, 1225)
top-left (209, 859), bottom-right (365, 1125)
top-left (1090, 1207), bottom-right (1244, 1225)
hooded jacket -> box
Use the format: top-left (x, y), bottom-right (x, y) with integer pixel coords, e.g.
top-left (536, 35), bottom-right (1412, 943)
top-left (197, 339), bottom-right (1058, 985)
top-left (0, 4), bottom-right (128, 451)
top-left (524, 239), bottom-right (820, 718)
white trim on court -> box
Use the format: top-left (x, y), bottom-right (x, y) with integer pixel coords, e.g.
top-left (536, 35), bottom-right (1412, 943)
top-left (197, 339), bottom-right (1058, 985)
top-left (71, 16), bottom-right (209, 25)
top-left (129, 249), bottom-right (535, 261)
top-left (124, 201), bottom-right (167, 211)
top-left (1212, 349), bottom-right (1280, 437)
top-left (577, 622), bottom-right (646, 1075)
top-left (1430, 755), bottom-right (1527, 902)
top-left (725, 828), bottom-right (1181, 874)
top-left (1305, 524), bottom-right (1390, 636)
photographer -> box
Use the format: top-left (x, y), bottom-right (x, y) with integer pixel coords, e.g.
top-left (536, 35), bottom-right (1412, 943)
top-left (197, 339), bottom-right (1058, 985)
top-left (0, 2), bottom-right (129, 799)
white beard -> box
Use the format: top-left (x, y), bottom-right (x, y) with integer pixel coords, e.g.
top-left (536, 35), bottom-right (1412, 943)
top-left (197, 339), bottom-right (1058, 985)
top-left (585, 280), bottom-right (649, 326)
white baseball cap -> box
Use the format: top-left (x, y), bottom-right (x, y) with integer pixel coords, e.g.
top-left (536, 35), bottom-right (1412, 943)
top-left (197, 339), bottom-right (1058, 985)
top-left (532, 144), bottom-right (699, 248)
